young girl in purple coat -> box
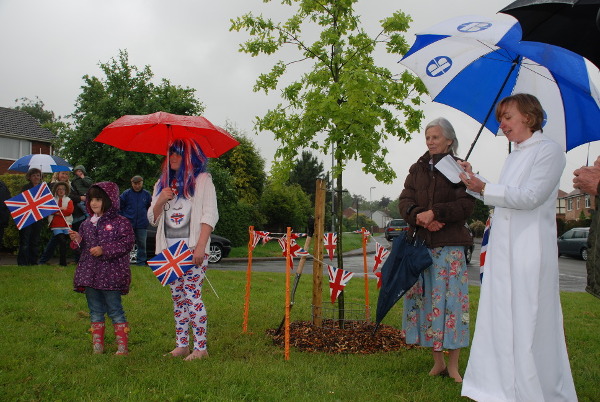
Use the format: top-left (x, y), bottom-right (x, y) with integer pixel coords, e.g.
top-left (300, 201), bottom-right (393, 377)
top-left (70, 182), bottom-right (135, 355)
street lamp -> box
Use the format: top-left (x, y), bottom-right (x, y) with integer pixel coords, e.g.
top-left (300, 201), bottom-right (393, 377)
top-left (369, 186), bottom-right (376, 219)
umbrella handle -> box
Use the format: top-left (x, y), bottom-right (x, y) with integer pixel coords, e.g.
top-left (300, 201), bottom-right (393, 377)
top-left (464, 55), bottom-right (521, 161)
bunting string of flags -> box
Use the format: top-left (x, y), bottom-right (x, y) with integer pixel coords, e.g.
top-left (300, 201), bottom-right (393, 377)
top-left (323, 232), bottom-right (337, 261)
top-left (372, 242), bottom-right (389, 272)
top-left (327, 265), bottom-right (354, 303)
top-left (246, 229), bottom-right (392, 297)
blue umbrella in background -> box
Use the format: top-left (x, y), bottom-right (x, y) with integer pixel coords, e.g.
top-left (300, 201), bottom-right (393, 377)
top-left (399, 14), bottom-right (600, 159)
top-left (9, 154), bottom-right (72, 173)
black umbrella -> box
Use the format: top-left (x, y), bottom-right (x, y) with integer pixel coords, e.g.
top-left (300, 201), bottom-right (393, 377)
top-left (373, 229), bottom-right (433, 334)
top-left (500, 0), bottom-right (600, 69)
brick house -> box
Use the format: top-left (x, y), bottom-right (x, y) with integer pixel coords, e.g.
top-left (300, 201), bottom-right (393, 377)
top-left (558, 188), bottom-right (596, 221)
top-left (0, 107), bottom-right (56, 174)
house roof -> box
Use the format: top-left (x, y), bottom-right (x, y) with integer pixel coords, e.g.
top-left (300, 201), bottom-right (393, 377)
top-left (0, 107), bottom-right (55, 142)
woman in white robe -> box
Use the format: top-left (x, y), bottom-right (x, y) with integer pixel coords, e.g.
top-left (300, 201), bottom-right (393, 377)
top-left (458, 94), bottom-right (577, 401)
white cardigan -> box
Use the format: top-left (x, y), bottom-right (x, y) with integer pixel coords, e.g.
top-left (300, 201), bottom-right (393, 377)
top-left (148, 172), bottom-right (219, 254)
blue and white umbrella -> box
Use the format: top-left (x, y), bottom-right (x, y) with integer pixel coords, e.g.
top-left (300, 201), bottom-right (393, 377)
top-left (400, 14), bottom-right (600, 158)
top-left (8, 154), bottom-right (72, 173)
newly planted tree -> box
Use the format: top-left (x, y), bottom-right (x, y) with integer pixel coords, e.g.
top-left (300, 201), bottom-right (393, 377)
top-left (232, 0), bottom-right (426, 316)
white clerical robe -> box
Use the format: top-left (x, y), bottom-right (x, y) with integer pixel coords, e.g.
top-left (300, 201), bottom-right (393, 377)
top-left (462, 132), bottom-right (577, 401)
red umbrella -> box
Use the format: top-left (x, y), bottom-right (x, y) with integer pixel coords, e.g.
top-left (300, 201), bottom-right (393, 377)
top-left (94, 111), bottom-right (239, 157)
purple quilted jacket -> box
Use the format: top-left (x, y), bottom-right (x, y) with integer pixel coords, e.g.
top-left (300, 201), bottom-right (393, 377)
top-left (73, 182), bottom-right (135, 295)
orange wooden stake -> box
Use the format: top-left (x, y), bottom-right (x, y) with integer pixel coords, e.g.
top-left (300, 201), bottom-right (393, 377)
top-left (242, 226), bottom-right (254, 333)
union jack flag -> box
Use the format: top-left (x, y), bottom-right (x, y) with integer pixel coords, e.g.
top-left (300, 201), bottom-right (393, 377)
top-left (251, 231), bottom-right (261, 249)
top-left (4, 182), bottom-right (60, 230)
top-left (254, 231), bottom-right (272, 246)
top-left (328, 265), bottom-right (354, 303)
top-left (375, 271), bottom-right (382, 290)
top-left (278, 235), bottom-right (310, 258)
top-left (480, 216), bottom-right (492, 282)
top-left (323, 232), bottom-right (337, 261)
top-left (372, 242), bottom-right (389, 272)
top-left (148, 240), bottom-right (195, 286)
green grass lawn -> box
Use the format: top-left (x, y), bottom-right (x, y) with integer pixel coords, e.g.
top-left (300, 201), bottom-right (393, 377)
top-left (1, 264), bottom-right (599, 401)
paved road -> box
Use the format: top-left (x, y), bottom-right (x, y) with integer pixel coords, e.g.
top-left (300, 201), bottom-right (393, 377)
top-left (214, 238), bottom-right (588, 293)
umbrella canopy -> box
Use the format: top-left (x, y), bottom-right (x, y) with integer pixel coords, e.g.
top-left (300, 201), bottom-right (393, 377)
top-left (500, 0), bottom-right (600, 70)
top-left (374, 231), bottom-right (433, 331)
top-left (94, 111), bottom-right (240, 157)
top-left (8, 154), bottom-right (72, 173)
top-left (399, 14), bottom-right (600, 158)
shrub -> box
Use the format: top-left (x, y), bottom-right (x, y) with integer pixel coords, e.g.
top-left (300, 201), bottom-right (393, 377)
top-left (469, 220), bottom-right (486, 238)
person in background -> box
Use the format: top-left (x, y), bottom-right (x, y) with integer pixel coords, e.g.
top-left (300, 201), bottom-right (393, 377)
top-left (148, 138), bottom-right (218, 361)
top-left (459, 93), bottom-right (576, 401)
top-left (0, 179), bottom-right (11, 253)
top-left (39, 171), bottom-right (76, 265)
top-left (71, 165), bottom-right (93, 263)
top-left (43, 181), bottom-right (74, 266)
top-left (120, 175), bottom-right (152, 266)
top-left (71, 165), bottom-right (93, 218)
top-left (17, 168), bottom-right (44, 266)
top-left (573, 156), bottom-right (600, 299)
top-left (398, 117), bottom-right (475, 383)
top-left (70, 182), bottom-right (135, 355)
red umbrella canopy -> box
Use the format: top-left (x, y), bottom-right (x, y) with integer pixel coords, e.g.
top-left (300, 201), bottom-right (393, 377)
top-left (94, 111), bottom-right (240, 157)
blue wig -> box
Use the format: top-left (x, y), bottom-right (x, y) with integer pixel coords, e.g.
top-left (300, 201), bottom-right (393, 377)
top-left (157, 138), bottom-right (207, 199)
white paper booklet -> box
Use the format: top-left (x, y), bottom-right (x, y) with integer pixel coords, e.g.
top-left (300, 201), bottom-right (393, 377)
top-left (435, 154), bottom-right (469, 183)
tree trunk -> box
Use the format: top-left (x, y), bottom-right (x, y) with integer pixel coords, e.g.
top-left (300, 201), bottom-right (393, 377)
top-left (335, 162), bottom-right (345, 327)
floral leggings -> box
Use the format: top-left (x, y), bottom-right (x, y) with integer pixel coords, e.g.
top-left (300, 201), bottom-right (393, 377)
top-left (169, 259), bottom-right (208, 351)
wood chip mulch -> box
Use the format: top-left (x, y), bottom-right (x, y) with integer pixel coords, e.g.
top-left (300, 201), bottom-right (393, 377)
top-left (266, 320), bottom-right (419, 354)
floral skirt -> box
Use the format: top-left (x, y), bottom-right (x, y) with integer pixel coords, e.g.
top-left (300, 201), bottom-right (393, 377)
top-left (401, 246), bottom-right (470, 351)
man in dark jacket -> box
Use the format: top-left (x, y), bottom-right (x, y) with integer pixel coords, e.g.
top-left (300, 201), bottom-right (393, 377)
top-left (573, 156), bottom-right (600, 299)
top-left (120, 175), bottom-right (152, 266)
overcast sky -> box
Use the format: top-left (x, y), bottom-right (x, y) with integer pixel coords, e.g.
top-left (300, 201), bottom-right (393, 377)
top-left (1, 0), bottom-right (598, 200)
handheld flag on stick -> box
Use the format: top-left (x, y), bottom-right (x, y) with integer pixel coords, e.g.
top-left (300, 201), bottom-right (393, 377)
top-left (148, 240), bottom-right (195, 286)
top-left (4, 182), bottom-right (60, 230)
top-left (328, 265), bottom-right (354, 303)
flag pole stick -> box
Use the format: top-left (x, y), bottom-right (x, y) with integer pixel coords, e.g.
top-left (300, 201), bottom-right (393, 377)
top-left (275, 235), bottom-right (312, 335)
top-left (204, 273), bottom-right (219, 299)
top-left (242, 226), bottom-right (254, 333)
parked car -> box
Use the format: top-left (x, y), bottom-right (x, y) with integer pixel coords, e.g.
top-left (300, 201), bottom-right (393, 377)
top-left (131, 224), bottom-right (232, 264)
top-left (464, 224), bottom-right (474, 265)
top-left (384, 218), bottom-right (409, 241)
top-left (558, 227), bottom-right (589, 261)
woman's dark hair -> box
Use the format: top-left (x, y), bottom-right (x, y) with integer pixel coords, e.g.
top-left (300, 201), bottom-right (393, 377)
top-left (87, 185), bottom-right (112, 213)
top-left (26, 168), bottom-right (42, 181)
top-left (495, 93), bottom-right (544, 133)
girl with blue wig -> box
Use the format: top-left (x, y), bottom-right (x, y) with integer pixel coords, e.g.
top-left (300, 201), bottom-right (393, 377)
top-left (148, 138), bottom-right (219, 360)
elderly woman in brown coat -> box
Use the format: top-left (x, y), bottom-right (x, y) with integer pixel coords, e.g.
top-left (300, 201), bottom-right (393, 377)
top-left (399, 117), bottom-right (474, 383)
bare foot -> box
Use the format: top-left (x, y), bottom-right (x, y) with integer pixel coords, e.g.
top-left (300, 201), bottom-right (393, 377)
top-left (163, 347), bottom-right (190, 358)
top-left (183, 349), bottom-right (208, 361)
top-left (429, 366), bottom-right (448, 376)
top-left (448, 368), bottom-right (463, 383)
